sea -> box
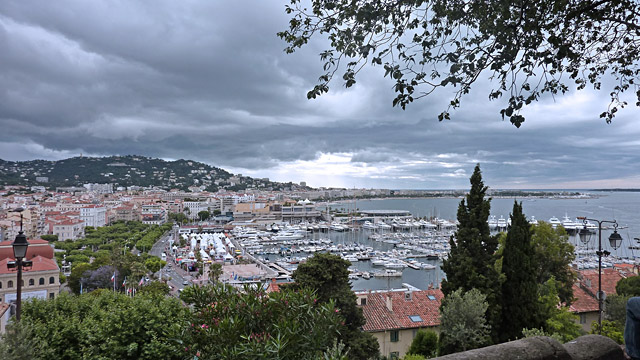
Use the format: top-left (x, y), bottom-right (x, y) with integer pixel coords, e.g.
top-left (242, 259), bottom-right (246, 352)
top-left (320, 191), bottom-right (640, 292)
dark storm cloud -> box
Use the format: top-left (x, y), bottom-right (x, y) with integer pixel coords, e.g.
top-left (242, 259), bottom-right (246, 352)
top-left (0, 1), bottom-right (639, 188)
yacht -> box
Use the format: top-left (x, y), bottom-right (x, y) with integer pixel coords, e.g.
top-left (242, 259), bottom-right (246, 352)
top-left (487, 215), bottom-right (498, 230)
top-left (528, 216), bottom-right (538, 225)
top-left (374, 269), bottom-right (402, 277)
top-left (362, 221), bottom-right (377, 230)
top-left (330, 222), bottom-right (347, 231)
top-left (273, 230), bottom-right (305, 241)
top-left (561, 215), bottom-right (579, 232)
top-left (376, 221), bottom-right (392, 230)
top-left (384, 260), bottom-right (407, 269)
top-left (549, 216), bottom-right (561, 229)
top-left (497, 216), bottom-right (508, 230)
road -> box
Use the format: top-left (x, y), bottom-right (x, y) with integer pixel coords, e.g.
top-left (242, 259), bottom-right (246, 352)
top-left (149, 229), bottom-right (193, 294)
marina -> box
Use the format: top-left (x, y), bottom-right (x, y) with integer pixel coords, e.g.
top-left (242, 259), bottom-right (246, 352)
top-left (229, 191), bottom-right (640, 291)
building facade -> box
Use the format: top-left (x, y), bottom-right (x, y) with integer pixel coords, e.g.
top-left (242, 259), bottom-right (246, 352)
top-left (359, 288), bottom-right (443, 359)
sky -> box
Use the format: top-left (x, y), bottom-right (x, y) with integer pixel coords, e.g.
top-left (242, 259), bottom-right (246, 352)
top-left (1, 1), bottom-right (639, 190)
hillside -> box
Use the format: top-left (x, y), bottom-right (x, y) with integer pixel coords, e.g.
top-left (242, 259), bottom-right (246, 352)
top-left (0, 155), bottom-right (293, 192)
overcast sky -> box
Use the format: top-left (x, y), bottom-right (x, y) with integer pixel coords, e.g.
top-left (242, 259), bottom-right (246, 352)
top-left (1, 1), bottom-right (639, 189)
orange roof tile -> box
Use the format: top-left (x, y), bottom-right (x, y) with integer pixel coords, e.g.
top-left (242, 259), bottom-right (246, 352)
top-left (579, 268), bottom-right (635, 296)
top-left (0, 239), bottom-right (54, 261)
top-left (361, 289), bottom-right (443, 332)
top-left (0, 255), bottom-right (59, 274)
top-left (569, 284), bottom-right (599, 314)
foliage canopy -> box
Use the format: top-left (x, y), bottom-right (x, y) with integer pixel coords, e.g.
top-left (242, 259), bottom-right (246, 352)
top-left (290, 252), bottom-right (380, 360)
top-left (280, 0), bottom-right (640, 127)
top-left (439, 288), bottom-right (491, 354)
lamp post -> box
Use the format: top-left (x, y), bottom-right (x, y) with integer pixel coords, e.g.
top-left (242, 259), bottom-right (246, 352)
top-left (6, 208), bottom-right (31, 322)
top-left (577, 217), bottom-right (623, 334)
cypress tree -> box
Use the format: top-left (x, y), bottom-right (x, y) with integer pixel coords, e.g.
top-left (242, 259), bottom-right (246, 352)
top-left (500, 201), bottom-right (540, 342)
top-left (441, 164), bottom-right (501, 343)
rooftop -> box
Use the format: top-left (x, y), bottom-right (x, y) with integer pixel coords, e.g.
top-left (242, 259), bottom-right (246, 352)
top-left (361, 289), bottom-right (443, 332)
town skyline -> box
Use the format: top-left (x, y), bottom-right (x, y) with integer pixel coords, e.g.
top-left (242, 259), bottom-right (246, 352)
top-left (1, 2), bottom-right (640, 190)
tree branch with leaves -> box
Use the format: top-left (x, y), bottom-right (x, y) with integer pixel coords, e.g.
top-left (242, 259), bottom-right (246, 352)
top-left (280, 0), bottom-right (640, 127)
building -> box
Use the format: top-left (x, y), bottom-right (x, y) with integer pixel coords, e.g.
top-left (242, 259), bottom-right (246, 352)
top-left (570, 267), bottom-right (637, 331)
top-left (569, 283), bottom-right (599, 332)
top-left (112, 204), bottom-right (141, 222)
top-left (51, 219), bottom-right (85, 241)
top-left (0, 239), bottom-right (60, 321)
top-left (141, 204), bottom-right (167, 225)
top-left (183, 201), bottom-right (210, 220)
top-left (280, 201), bottom-right (322, 223)
top-left (359, 288), bottom-right (443, 359)
top-left (83, 183), bottom-right (114, 194)
top-left (80, 205), bottom-right (107, 228)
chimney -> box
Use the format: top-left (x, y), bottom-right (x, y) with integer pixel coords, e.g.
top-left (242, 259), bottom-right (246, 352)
top-left (585, 278), bottom-right (592, 288)
top-left (385, 294), bottom-right (393, 312)
top-left (404, 291), bottom-right (412, 301)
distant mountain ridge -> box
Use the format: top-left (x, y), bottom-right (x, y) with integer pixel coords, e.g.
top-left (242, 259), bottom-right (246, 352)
top-left (0, 155), bottom-right (292, 192)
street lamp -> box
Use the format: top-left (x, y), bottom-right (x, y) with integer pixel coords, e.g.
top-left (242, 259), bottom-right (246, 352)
top-left (577, 217), bottom-right (623, 334)
top-left (6, 208), bottom-right (32, 322)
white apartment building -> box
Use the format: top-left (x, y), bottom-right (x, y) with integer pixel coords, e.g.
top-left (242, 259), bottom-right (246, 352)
top-left (52, 219), bottom-right (85, 241)
top-left (233, 194), bottom-right (255, 203)
top-left (83, 183), bottom-right (114, 194)
top-left (80, 205), bottom-right (106, 228)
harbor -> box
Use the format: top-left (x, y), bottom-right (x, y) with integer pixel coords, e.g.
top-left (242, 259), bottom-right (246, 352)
top-left (170, 191), bottom-right (640, 291)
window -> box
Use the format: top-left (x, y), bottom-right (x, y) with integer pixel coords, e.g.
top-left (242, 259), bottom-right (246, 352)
top-left (360, 298), bottom-right (367, 306)
top-left (29, 279), bottom-right (34, 286)
top-left (49, 276), bottom-right (55, 284)
top-left (50, 293), bottom-right (55, 299)
top-left (427, 295), bottom-right (436, 300)
top-left (39, 277), bottom-right (45, 285)
top-left (390, 330), bottom-right (399, 342)
top-left (389, 351), bottom-right (400, 360)
top-left (0, 281), bottom-right (2, 289)
top-left (409, 315), bottom-right (423, 322)
top-left (8, 280), bottom-right (13, 288)
top-left (580, 314), bottom-right (587, 324)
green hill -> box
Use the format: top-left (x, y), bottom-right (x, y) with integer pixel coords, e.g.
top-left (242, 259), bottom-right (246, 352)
top-left (0, 155), bottom-right (293, 192)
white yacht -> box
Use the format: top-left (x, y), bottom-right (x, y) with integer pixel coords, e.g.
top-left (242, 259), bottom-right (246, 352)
top-left (330, 222), bottom-right (347, 231)
top-left (549, 216), bottom-right (561, 229)
top-left (528, 216), bottom-right (538, 225)
top-left (373, 269), bottom-right (402, 277)
top-left (497, 216), bottom-right (508, 230)
top-left (362, 221), bottom-right (377, 230)
top-left (273, 230), bottom-right (305, 241)
top-left (376, 221), bottom-right (392, 230)
top-left (561, 214), bottom-right (579, 232)
top-left (487, 215), bottom-right (498, 230)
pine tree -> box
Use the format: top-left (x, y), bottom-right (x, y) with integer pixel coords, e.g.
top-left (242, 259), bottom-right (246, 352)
top-left (441, 164), bottom-right (501, 343)
top-left (500, 201), bottom-right (540, 342)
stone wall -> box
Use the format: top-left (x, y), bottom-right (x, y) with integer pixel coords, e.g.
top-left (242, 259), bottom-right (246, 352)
top-left (432, 335), bottom-right (622, 360)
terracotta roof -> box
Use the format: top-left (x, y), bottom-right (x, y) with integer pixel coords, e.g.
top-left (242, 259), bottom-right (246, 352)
top-left (0, 239), bottom-right (54, 261)
top-left (569, 284), bottom-right (599, 314)
top-left (361, 289), bottom-right (443, 332)
top-left (0, 255), bottom-right (59, 274)
top-left (578, 268), bottom-right (635, 297)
